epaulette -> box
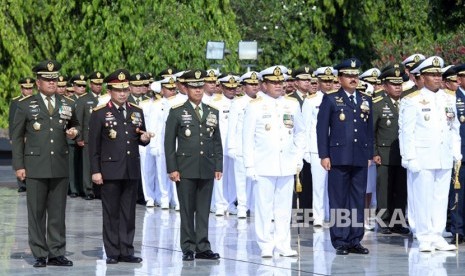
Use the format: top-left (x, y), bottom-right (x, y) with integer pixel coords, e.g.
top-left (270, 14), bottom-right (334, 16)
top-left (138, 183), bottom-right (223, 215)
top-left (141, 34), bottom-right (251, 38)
top-left (79, 94), bottom-right (88, 98)
top-left (18, 95), bottom-right (33, 102)
top-left (63, 95), bottom-right (75, 102)
top-left (306, 94), bottom-right (317, 99)
top-left (372, 96), bottom-right (383, 103)
top-left (12, 95), bottom-right (22, 101)
top-left (212, 94), bottom-right (222, 101)
top-left (445, 89), bottom-right (455, 96)
top-left (404, 90), bottom-right (420, 98)
top-left (250, 96), bottom-right (262, 103)
top-left (359, 91), bottom-right (372, 98)
top-left (207, 103), bottom-right (219, 110)
top-left (171, 103), bottom-right (184, 109)
top-left (326, 90), bottom-right (338, 94)
top-left (129, 102), bottom-right (142, 109)
top-left (93, 104), bottom-right (106, 112)
top-left (285, 96), bottom-right (298, 102)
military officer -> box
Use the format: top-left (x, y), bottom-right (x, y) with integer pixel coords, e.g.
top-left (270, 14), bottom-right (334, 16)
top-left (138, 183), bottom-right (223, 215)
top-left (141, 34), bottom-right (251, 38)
top-left (56, 75), bottom-right (67, 96)
top-left (174, 70), bottom-right (189, 102)
top-left (227, 71), bottom-right (261, 218)
top-left (399, 56), bottom-right (461, 252)
top-left (450, 64), bottom-right (465, 244)
top-left (243, 65), bottom-right (305, 258)
top-left (302, 66), bottom-right (335, 227)
top-left (128, 72), bottom-right (149, 105)
top-left (12, 60), bottom-right (79, 267)
top-left (75, 71), bottom-right (105, 200)
top-left (164, 69), bottom-right (222, 261)
top-left (442, 65), bottom-right (459, 93)
top-left (359, 68), bottom-right (383, 97)
top-left (402, 54), bottom-right (426, 95)
top-left (316, 58), bottom-right (373, 255)
top-left (288, 66), bottom-right (313, 108)
top-left (203, 69), bottom-right (220, 105)
top-left (88, 69), bottom-right (151, 264)
top-left (372, 64), bottom-right (410, 235)
top-left (9, 77), bottom-right (35, 192)
top-left (284, 69), bottom-right (296, 95)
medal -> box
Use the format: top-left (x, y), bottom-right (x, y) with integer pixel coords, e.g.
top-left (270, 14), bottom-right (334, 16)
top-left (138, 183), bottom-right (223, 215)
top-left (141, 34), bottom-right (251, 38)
top-left (339, 110), bottom-right (346, 121)
top-left (360, 113), bottom-right (364, 119)
top-left (185, 128), bottom-right (191, 137)
top-left (386, 119), bottom-right (391, 126)
top-left (109, 129), bottom-right (117, 139)
top-left (424, 114), bottom-right (430, 121)
top-left (265, 124), bottom-right (271, 131)
top-left (461, 115), bottom-right (465, 123)
top-left (33, 121), bottom-right (41, 131)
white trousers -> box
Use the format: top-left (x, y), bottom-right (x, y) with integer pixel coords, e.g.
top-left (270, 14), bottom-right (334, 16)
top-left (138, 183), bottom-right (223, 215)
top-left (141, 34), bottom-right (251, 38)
top-left (254, 175), bottom-right (294, 252)
top-left (139, 146), bottom-right (158, 202)
top-left (407, 169), bottom-right (415, 233)
top-left (234, 156), bottom-right (254, 213)
top-left (310, 153), bottom-right (329, 223)
top-left (212, 156), bottom-right (234, 212)
top-left (410, 169), bottom-right (451, 243)
top-left (155, 153), bottom-right (179, 207)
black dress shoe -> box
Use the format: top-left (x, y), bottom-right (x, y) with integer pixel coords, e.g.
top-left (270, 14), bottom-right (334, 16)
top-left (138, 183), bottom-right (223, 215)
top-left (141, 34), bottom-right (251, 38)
top-left (349, 244), bottom-right (369, 254)
top-left (182, 251), bottom-right (195, 261)
top-left (33, 257), bottom-right (47, 268)
top-left (335, 246), bottom-right (349, 255)
top-left (379, 227), bottom-right (392, 234)
top-left (450, 235), bottom-right (464, 245)
top-left (69, 193), bottom-right (78, 198)
top-left (390, 226), bottom-right (410, 235)
top-left (47, 256), bottom-right (73, 266)
top-left (119, 255), bottom-right (142, 263)
top-left (195, 250), bottom-right (220, 260)
top-left (85, 194), bottom-right (95, 200)
top-left (18, 187), bottom-right (27, 193)
top-left (106, 257), bottom-right (119, 264)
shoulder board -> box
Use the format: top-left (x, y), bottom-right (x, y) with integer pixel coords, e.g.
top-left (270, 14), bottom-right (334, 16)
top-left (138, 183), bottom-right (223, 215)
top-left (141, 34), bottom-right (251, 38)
top-left (79, 94), bottom-right (88, 98)
top-left (326, 90), bottom-right (338, 94)
top-left (359, 91), bottom-right (372, 98)
top-left (207, 103), bottom-right (219, 110)
top-left (212, 94), bottom-right (222, 101)
top-left (18, 95), bottom-right (33, 102)
top-left (93, 104), bottom-right (106, 112)
top-left (372, 96), bottom-right (383, 103)
top-left (129, 102), bottom-right (142, 109)
top-left (171, 103), bottom-right (184, 109)
top-left (306, 93), bottom-right (317, 99)
top-left (285, 96), bottom-right (298, 102)
top-left (153, 98), bottom-right (162, 103)
top-left (63, 95), bottom-right (75, 102)
top-left (12, 95), bottom-right (22, 100)
top-left (445, 89), bottom-right (455, 96)
top-left (250, 96), bottom-right (263, 103)
top-left (405, 90), bottom-right (420, 98)
top-left (167, 95), bottom-right (176, 100)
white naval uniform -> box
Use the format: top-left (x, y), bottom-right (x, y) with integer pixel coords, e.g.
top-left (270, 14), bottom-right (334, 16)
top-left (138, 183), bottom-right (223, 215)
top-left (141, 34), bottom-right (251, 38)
top-left (139, 98), bottom-right (158, 205)
top-left (148, 95), bottom-right (184, 209)
top-left (399, 88), bottom-right (461, 247)
top-left (243, 93), bottom-right (305, 253)
top-left (210, 94), bottom-right (236, 214)
top-left (227, 94), bottom-right (255, 214)
top-left (302, 91), bottom-right (329, 225)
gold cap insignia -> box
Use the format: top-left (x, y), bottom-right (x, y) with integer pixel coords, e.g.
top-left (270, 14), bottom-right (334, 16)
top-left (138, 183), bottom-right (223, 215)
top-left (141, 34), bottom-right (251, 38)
top-left (229, 77), bottom-right (235, 84)
top-left (395, 69), bottom-right (400, 77)
top-left (273, 66), bottom-right (282, 76)
top-left (80, 75), bottom-right (85, 80)
top-left (288, 69), bottom-right (292, 75)
top-left (26, 78), bottom-right (31, 83)
top-left (325, 67), bottom-right (332, 75)
top-left (97, 72), bottom-right (101, 78)
top-left (414, 55), bottom-right (420, 62)
top-left (372, 70), bottom-right (378, 77)
top-left (305, 67), bottom-right (310, 73)
top-left (432, 57), bottom-right (440, 67)
top-left (195, 71), bottom-right (201, 79)
top-left (168, 69), bottom-right (172, 75)
top-left (47, 62), bottom-right (54, 72)
top-left (209, 70), bottom-right (215, 77)
top-left (59, 76), bottom-right (64, 81)
top-left (351, 60), bottom-right (356, 68)
top-left (136, 74), bottom-right (141, 80)
top-left (118, 72), bottom-right (126, 81)
top-left (251, 72), bottom-right (257, 80)
top-left (169, 77), bottom-right (175, 84)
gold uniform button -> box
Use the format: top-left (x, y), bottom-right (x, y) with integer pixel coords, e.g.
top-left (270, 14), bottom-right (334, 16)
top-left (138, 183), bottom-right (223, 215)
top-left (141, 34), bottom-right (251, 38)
top-left (200, 151), bottom-right (204, 155)
top-left (200, 133), bottom-right (203, 136)
top-left (50, 139), bottom-right (54, 143)
top-left (50, 117), bottom-right (53, 120)
top-left (124, 122), bottom-right (127, 125)
top-left (51, 151), bottom-right (54, 155)
top-left (109, 157), bottom-right (112, 160)
top-left (125, 131), bottom-right (129, 134)
top-left (127, 151), bottom-right (131, 155)
top-left (354, 139), bottom-right (358, 142)
top-left (199, 125), bottom-right (202, 128)
top-left (354, 119), bottom-right (357, 123)
top-left (200, 142), bottom-right (203, 145)
top-left (127, 141), bottom-right (130, 144)
top-left (50, 128), bottom-right (53, 131)
top-left (354, 129), bottom-right (358, 132)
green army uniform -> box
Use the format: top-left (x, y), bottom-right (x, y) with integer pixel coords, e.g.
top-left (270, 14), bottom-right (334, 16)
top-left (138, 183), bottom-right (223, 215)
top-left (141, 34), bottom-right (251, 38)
top-left (9, 77), bottom-right (35, 192)
top-left (11, 59), bottom-right (79, 267)
top-left (75, 71), bottom-right (105, 199)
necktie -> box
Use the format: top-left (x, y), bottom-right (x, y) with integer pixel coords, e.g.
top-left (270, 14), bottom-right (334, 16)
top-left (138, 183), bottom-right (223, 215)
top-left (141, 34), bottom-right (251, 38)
top-left (118, 106), bottom-right (125, 119)
top-left (349, 95), bottom-right (355, 104)
top-left (46, 96), bottom-right (54, 115)
top-left (195, 105), bottom-right (202, 120)
top-left (393, 100), bottom-right (399, 112)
